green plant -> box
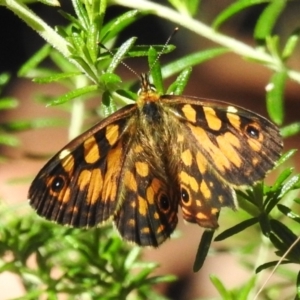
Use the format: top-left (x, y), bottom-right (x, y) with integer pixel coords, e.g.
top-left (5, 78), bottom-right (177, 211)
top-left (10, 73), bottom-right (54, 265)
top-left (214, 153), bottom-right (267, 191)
top-left (1, 0), bottom-right (300, 299)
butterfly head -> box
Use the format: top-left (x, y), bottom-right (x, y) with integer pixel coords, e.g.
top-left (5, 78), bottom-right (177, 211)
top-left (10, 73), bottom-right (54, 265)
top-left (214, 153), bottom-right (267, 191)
top-left (137, 74), bottom-right (160, 106)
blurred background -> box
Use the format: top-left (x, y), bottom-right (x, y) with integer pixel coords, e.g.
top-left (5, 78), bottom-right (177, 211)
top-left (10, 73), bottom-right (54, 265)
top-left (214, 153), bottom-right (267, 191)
top-left (0, 1), bottom-right (300, 299)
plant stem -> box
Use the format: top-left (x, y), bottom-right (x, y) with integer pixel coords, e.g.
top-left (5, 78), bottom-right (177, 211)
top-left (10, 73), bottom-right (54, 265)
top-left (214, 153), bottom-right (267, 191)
top-left (112, 0), bottom-right (300, 84)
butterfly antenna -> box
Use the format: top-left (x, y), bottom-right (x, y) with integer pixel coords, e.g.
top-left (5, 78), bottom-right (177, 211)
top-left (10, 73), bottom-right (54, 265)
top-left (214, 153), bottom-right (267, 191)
top-left (99, 43), bottom-right (139, 78)
top-left (100, 27), bottom-right (179, 92)
top-left (149, 27), bottom-right (179, 72)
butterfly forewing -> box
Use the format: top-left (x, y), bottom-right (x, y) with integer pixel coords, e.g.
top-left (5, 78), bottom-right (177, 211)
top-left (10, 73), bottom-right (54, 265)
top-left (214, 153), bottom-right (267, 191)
top-left (29, 105), bottom-right (137, 227)
top-left (163, 95), bottom-right (283, 186)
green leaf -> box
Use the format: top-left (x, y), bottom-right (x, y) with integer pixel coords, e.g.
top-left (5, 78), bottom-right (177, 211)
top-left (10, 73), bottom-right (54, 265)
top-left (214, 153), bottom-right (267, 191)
top-left (69, 55), bottom-right (97, 82)
top-left (254, 0), bottom-right (286, 41)
top-left (58, 10), bottom-right (85, 29)
top-left (258, 212), bottom-right (271, 237)
top-left (148, 47), bottom-right (164, 94)
top-left (0, 72), bottom-right (11, 87)
top-left (270, 219), bottom-right (300, 260)
top-left (47, 84), bottom-right (98, 106)
top-left (275, 149), bottom-right (297, 167)
top-left (128, 44), bottom-right (175, 58)
top-left (69, 28), bottom-right (86, 54)
top-left (193, 229), bottom-right (215, 272)
top-left (0, 97), bottom-right (18, 110)
top-left (0, 134), bottom-right (20, 147)
top-left (282, 28), bottom-right (300, 61)
top-left (18, 44), bottom-right (51, 77)
top-left (270, 167), bottom-right (294, 192)
top-left (72, 0), bottom-right (89, 29)
top-left (50, 50), bottom-right (76, 73)
top-left (265, 35), bottom-right (281, 59)
top-left (166, 67), bottom-right (192, 95)
top-left (101, 91), bottom-right (117, 117)
top-left (185, 0), bottom-right (200, 16)
top-left (100, 10), bottom-right (142, 43)
top-left (162, 47), bottom-right (228, 78)
top-left (278, 174), bottom-right (300, 198)
top-left (210, 275), bottom-right (232, 300)
top-left (33, 71), bottom-right (82, 83)
top-left (99, 73), bottom-right (122, 91)
top-left (213, 0), bottom-right (269, 30)
top-left (214, 217), bottom-right (258, 241)
top-left (256, 260), bottom-right (289, 273)
top-left (106, 37), bottom-right (137, 74)
top-left (277, 204), bottom-right (300, 223)
top-left (38, 0), bottom-right (61, 6)
top-left (124, 247), bottom-right (141, 270)
top-left (280, 122), bottom-right (300, 138)
top-left (86, 21), bottom-right (99, 63)
top-left (297, 271), bottom-right (300, 298)
top-left (0, 118), bottom-right (65, 132)
top-left (266, 70), bottom-right (287, 125)
top-left (69, 30), bottom-right (94, 67)
top-left (237, 277), bottom-right (256, 300)
top-left (97, 45), bottom-right (175, 65)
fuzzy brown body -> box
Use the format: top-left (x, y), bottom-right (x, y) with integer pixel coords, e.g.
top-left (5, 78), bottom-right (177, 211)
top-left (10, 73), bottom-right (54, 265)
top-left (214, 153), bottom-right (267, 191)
top-left (29, 74), bottom-right (283, 247)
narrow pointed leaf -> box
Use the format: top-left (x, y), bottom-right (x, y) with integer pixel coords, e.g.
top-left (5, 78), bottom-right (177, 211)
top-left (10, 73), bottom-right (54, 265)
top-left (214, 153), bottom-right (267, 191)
top-left (213, 0), bottom-right (268, 30)
top-left (282, 29), bottom-right (300, 60)
top-left (193, 229), bottom-right (215, 272)
top-left (166, 67), bottom-right (192, 95)
top-left (148, 47), bottom-right (164, 94)
top-left (47, 85), bottom-right (98, 106)
top-left (281, 122), bottom-right (300, 138)
top-left (266, 71), bottom-right (287, 125)
top-left (254, 0), bottom-right (286, 40)
top-left (215, 217), bottom-right (258, 241)
top-left (106, 37), bottom-right (137, 74)
top-left (162, 48), bottom-right (228, 78)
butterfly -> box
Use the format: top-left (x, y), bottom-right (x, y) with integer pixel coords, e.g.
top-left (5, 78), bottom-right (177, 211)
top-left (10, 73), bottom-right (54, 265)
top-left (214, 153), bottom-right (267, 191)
top-left (28, 73), bottom-right (283, 247)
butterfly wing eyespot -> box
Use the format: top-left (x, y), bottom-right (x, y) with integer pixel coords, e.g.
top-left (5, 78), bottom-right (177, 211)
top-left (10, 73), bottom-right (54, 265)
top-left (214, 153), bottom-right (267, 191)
top-left (158, 193), bottom-right (170, 211)
top-left (181, 187), bottom-right (190, 204)
top-left (244, 123), bottom-right (261, 140)
top-left (49, 175), bottom-right (66, 192)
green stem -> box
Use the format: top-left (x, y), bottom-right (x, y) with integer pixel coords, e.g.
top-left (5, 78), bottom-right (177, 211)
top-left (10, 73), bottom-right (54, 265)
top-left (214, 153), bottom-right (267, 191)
top-left (112, 0), bottom-right (300, 84)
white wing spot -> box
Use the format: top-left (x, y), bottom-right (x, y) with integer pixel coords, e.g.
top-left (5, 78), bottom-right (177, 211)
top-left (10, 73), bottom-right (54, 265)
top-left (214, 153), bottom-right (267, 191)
top-left (226, 106), bottom-right (238, 113)
top-left (59, 149), bottom-right (71, 160)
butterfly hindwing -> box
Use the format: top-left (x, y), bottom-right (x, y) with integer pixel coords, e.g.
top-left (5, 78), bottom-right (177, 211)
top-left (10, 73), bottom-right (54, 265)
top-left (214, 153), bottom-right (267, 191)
top-left (114, 149), bottom-right (180, 246)
top-left (177, 144), bottom-right (236, 229)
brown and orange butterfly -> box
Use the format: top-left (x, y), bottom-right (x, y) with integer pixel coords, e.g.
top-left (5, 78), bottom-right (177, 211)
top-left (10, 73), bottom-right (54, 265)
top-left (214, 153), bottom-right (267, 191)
top-left (28, 73), bottom-right (283, 247)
